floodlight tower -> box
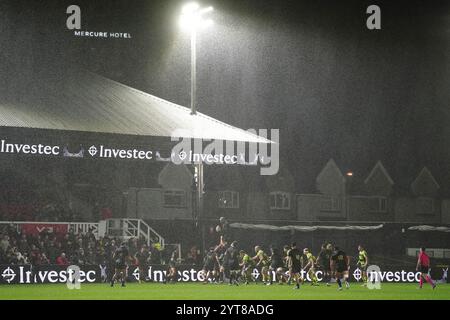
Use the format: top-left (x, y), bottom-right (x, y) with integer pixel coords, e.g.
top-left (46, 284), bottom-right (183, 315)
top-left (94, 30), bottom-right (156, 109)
top-left (179, 3), bottom-right (214, 252)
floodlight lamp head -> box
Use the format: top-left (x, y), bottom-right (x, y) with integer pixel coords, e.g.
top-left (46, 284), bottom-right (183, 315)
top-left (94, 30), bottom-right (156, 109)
top-left (179, 2), bottom-right (214, 33)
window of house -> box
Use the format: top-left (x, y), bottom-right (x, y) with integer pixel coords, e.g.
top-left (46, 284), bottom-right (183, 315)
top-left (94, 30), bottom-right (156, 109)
top-left (320, 196), bottom-right (342, 212)
top-left (369, 197), bottom-right (388, 213)
top-left (163, 190), bottom-right (186, 208)
top-left (417, 197), bottom-right (434, 214)
top-left (218, 191), bottom-right (239, 209)
top-left (270, 192), bottom-right (291, 210)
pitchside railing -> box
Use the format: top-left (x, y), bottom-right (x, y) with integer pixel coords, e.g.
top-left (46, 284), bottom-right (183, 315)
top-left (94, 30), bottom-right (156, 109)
top-left (105, 218), bottom-right (165, 247)
top-left (0, 221), bottom-right (100, 236)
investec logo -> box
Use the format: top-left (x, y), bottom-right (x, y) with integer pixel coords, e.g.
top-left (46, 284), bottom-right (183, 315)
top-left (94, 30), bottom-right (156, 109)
top-left (1, 267), bottom-right (96, 284)
top-left (0, 139), bottom-right (60, 156)
top-left (88, 145), bottom-right (153, 160)
top-left (66, 5), bottom-right (132, 39)
top-left (1, 267), bottom-right (16, 283)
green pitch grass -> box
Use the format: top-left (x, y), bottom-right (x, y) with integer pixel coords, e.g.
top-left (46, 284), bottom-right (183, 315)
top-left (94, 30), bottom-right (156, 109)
top-left (0, 282), bottom-right (448, 300)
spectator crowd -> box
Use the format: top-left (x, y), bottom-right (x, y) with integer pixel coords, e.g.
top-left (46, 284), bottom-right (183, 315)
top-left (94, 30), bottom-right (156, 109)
top-left (0, 224), bottom-right (176, 267)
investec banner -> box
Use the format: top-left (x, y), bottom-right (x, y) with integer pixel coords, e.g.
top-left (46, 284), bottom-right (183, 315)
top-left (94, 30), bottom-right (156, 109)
top-left (1, 265), bottom-right (433, 285)
top-left (137, 266), bottom-right (444, 284)
top-left (0, 139), bottom-right (156, 161)
top-left (0, 139), bottom-right (240, 165)
top-left (137, 267), bottom-right (424, 284)
top-left (0, 265), bottom-right (99, 284)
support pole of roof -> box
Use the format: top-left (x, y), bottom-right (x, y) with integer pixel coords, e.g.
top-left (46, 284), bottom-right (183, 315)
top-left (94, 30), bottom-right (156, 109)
top-left (196, 162), bottom-right (205, 251)
top-left (190, 30), bottom-right (197, 115)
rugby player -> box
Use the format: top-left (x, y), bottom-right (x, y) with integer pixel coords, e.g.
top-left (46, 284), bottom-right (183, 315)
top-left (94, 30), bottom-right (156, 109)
top-left (303, 248), bottom-right (319, 286)
top-left (317, 243), bottom-right (332, 286)
top-left (268, 246), bottom-right (286, 285)
top-left (202, 247), bottom-right (220, 284)
top-left (134, 246), bottom-right (149, 284)
top-left (214, 241), bottom-right (228, 284)
top-left (356, 245), bottom-right (369, 286)
top-left (165, 248), bottom-right (179, 283)
top-left (217, 217), bottom-right (230, 245)
top-left (239, 250), bottom-right (255, 284)
top-left (286, 242), bottom-right (303, 290)
top-left (223, 241), bottom-right (240, 285)
top-left (110, 242), bottom-right (129, 287)
top-left (330, 246), bottom-right (350, 291)
top-left (282, 245), bottom-right (291, 285)
top-left (252, 246), bottom-right (270, 284)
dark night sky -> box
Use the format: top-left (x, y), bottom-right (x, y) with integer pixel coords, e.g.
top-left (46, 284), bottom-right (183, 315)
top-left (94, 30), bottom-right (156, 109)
top-left (1, 0), bottom-right (449, 193)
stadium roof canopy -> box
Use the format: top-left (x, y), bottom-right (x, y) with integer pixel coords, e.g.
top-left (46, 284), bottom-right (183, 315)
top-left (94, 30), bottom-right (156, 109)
top-left (0, 69), bottom-right (270, 144)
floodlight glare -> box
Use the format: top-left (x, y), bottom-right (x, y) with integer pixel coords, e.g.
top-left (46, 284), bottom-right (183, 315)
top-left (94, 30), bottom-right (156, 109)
top-left (179, 2), bottom-right (214, 32)
top-left (182, 2), bottom-right (200, 14)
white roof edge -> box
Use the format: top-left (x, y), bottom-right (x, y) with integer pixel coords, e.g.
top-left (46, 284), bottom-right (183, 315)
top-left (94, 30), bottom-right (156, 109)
top-left (316, 158), bottom-right (345, 183)
top-left (96, 72), bottom-right (275, 144)
top-left (412, 166), bottom-right (440, 189)
top-left (364, 160), bottom-right (394, 185)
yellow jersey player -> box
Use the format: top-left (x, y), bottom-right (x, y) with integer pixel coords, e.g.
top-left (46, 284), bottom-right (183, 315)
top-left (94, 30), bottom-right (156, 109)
top-left (239, 250), bottom-right (254, 284)
top-left (303, 248), bottom-right (319, 286)
top-left (282, 245), bottom-right (291, 284)
top-left (357, 245), bottom-right (369, 286)
top-left (252, 246), bottom-right (270, 284)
